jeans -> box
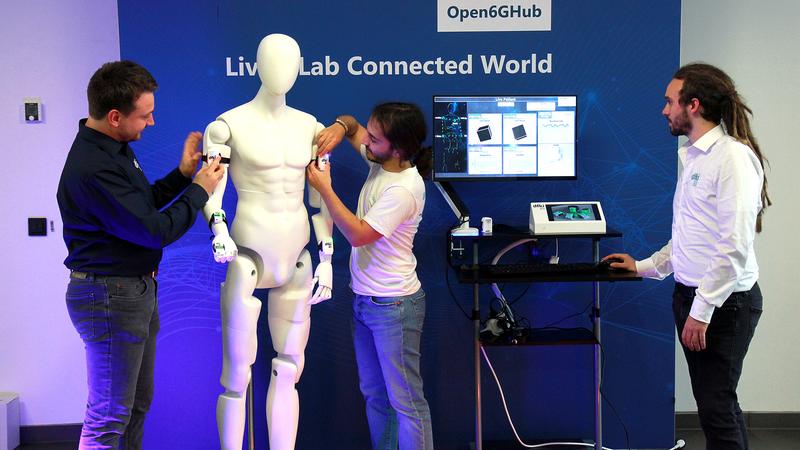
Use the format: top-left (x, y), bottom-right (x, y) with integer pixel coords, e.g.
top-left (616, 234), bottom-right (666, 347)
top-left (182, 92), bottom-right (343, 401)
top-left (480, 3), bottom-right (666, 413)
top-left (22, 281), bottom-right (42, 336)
top-left (66, 273), bottom-right (159, 450)
top-left (673, 282), bottom-right (762, 450)
top-left (353, 289), bottom-right (433, 450)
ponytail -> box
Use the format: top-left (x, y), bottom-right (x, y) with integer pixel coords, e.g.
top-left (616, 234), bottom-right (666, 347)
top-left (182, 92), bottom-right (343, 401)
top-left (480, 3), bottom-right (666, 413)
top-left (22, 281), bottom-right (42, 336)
top-left (413, 146), bottom-right (433, 179)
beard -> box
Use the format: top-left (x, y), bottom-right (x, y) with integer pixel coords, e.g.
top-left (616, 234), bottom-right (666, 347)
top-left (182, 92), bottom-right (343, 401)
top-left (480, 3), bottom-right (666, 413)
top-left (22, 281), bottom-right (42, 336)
top-left (668, 110), bottom-right (691, 137)
top-left (365, 146), bottom-right (390, 164)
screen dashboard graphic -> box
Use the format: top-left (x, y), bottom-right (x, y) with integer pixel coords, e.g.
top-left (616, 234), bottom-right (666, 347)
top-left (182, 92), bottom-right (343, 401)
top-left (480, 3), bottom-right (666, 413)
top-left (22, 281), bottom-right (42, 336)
top-left (547, 203), bottom-right (600, 221)
top-left (433, 95), bottom-right (576, 180)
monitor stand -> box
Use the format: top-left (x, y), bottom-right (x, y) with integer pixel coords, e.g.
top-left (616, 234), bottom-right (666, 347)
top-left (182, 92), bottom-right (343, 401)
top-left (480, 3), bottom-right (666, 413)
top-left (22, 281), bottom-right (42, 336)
top-left (435, 181), bottom-right (479, 236)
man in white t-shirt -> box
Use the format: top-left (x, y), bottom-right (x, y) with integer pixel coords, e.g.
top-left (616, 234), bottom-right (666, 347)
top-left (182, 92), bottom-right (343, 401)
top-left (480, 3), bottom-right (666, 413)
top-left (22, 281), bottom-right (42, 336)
top-left (605, 63), bottom-right (771, 450)
top-left (307, 102), bottom-right (433, 450)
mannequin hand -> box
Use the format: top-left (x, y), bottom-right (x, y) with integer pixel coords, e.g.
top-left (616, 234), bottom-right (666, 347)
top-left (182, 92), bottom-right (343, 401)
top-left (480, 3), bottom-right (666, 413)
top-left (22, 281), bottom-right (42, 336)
top-left (179, 131), bottom-right (203, 177)
top-left (309, 260), bottom-right (332, 305)
top-left (681, 315), bottom-right (709, 351)
top-left (211, 233), bottom-right (238, 263)
top-left (316, 123), bottom-right (346, 155)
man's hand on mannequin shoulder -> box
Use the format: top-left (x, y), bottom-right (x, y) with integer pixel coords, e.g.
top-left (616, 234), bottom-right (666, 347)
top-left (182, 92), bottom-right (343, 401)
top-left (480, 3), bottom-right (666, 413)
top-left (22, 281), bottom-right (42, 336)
top-left (179, 131), bottom-right (204, 177)
top-left (316, 123), bottom-right (347, 155)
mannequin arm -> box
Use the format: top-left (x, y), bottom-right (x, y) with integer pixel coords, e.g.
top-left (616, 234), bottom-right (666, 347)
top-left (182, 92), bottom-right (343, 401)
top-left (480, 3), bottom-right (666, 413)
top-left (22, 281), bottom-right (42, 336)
top-left (309, 123), bottom-right (335, 304)
top-left (308, 204), bottom-right (333, 305)
top-left (202, 119), bottom-right (237, 263)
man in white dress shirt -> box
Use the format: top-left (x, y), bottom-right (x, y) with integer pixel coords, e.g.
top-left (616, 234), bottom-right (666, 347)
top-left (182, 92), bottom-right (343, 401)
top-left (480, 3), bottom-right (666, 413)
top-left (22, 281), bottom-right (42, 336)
top-left (605, 63), bottom-right (771, 450)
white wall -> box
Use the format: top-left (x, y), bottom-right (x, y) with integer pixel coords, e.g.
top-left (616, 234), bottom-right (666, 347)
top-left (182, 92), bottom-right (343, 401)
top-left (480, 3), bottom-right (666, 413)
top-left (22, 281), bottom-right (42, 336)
top-left (0, 2), bottom-right (120, 425)
top-left (677, 0), bottom-right (800, 412)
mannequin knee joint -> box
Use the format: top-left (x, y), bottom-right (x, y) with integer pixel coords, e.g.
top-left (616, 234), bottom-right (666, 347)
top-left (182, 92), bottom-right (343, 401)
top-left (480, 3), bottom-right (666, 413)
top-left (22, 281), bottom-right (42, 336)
top-left (220, 365), bottom-right (251, 393)
top-left (271, 358), bottom-right (298, 386)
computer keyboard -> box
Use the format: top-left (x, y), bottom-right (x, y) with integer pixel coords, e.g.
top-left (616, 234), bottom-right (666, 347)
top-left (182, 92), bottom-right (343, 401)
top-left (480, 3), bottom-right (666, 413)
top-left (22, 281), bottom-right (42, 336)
top-left (485, 262), bottom-right (604, 275)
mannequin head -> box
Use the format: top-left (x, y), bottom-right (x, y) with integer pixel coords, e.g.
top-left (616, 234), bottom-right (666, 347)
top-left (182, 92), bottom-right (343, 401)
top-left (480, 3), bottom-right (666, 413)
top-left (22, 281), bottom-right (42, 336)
top-left (256, 34), bottom-right (301, 96)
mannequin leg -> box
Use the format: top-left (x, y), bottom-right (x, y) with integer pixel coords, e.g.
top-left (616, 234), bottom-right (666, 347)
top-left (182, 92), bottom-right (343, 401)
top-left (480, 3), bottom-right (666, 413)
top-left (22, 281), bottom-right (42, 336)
top-left (216, 254), bottom-right (261, 450)
top-left (265, 250), bottom-right (313, 450)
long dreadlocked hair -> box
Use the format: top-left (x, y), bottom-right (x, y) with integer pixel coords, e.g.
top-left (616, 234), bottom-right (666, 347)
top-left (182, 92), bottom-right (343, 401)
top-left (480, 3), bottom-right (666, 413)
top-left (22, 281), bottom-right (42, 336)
top-left (674, 63), bottom-right (772, 232)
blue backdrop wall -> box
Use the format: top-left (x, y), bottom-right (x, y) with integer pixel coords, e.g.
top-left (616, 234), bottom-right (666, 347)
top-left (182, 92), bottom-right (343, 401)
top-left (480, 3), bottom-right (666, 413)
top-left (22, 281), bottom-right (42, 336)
top-left (118, 1), bottom-right (681, 448)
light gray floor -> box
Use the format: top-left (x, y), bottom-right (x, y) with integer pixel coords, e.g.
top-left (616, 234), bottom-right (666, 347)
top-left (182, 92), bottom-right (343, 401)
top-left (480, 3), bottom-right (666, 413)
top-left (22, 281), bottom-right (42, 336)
top-left (670, 427), bottom-right (800, 450)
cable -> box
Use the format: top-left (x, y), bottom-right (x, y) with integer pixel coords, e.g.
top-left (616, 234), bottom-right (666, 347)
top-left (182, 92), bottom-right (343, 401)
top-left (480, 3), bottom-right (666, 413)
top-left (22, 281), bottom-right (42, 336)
top-left (601, 390), bottom-right (630, 449)
top-left (508, 283), bottom-right (532, 305)
top-left (481, 346), bottom-right (620, 450)
top-left (480, 333), bottom-right (685, 450)
top-left (444, 259), bottom-right (472, 320)
top-left (540, 299), bottom-right (593, 329)
top-left (490, 238), bottom-right (537, 300)
top-left (595, 336), bottom-right (631, 449)
top-left (487, 239), bottom-right (537, 332)
top-left (475, 238), bottom-right (685, 450)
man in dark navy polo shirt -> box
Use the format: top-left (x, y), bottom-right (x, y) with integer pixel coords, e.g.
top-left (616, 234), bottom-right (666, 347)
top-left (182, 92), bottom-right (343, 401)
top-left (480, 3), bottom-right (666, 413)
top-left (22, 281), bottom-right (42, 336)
top-left (56, 60), bottom-right (224, 449)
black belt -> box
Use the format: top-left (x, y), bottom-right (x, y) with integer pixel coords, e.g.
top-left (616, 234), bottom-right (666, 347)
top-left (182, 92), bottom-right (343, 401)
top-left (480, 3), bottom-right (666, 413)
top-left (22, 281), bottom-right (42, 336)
top-left (675, 281), bottom-right (753, 299)
top-left (70, 270), bottom-right (157, 280)
top-left (675, 281), bottom-right (697, 297)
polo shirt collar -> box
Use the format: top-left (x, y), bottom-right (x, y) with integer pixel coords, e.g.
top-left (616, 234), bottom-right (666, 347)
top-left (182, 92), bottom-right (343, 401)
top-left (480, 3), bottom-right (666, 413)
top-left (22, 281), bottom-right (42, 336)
top-left (77, 118), bottom-right (129, 156)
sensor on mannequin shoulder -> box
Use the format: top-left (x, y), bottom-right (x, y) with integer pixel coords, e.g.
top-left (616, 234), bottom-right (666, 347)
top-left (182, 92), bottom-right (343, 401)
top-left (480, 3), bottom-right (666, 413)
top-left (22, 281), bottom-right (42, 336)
top-left (315, 153), bottom-right (330, 171)
top-left (203, 145), bottom-right (231, 164)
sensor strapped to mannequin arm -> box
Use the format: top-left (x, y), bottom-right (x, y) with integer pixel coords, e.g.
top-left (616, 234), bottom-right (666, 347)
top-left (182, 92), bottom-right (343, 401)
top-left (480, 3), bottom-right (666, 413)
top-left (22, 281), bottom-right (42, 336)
top-left (202, 154), bottom-right (231, 164)
top-left (201, 121), bottom-right (237, 264)
top-left (213, 241), bottom-right (227, 253)
top-left (203, 143), bottom-right (232, 165)
top-left (208, 210), bottom-right (227, 230)
top-left (308, 139), bottom-right (335, 306)
top-left (317, 237), bottom-right (334, 256)
top-left (313, 152), bottom-right (330, 170)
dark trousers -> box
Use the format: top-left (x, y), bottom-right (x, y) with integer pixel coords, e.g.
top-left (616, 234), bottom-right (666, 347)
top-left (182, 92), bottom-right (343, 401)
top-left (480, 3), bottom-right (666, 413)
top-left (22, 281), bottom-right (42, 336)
top-left (673, 282), bottom-right (762, 450)
top-left (66, 274), bottom-right (159, 450)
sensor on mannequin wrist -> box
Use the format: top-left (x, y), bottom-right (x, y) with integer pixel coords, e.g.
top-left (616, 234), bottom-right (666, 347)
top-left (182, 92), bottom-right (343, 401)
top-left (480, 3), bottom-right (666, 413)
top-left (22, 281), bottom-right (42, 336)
top-left (318, 237), bottom-right (334, 256)
top-left (208, 211), bottom-right (227, 230)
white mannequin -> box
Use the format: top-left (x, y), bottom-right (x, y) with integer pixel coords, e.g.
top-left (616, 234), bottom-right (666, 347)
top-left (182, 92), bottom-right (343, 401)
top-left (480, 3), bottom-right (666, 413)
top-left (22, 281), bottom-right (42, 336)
top-left (202, 33), bottom-right (334, 450)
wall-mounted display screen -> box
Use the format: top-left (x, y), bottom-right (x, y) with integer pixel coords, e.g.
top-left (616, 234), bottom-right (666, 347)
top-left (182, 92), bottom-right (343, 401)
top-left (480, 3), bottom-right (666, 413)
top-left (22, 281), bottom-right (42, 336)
top-left (433, 95), bottom-right (577, 181)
